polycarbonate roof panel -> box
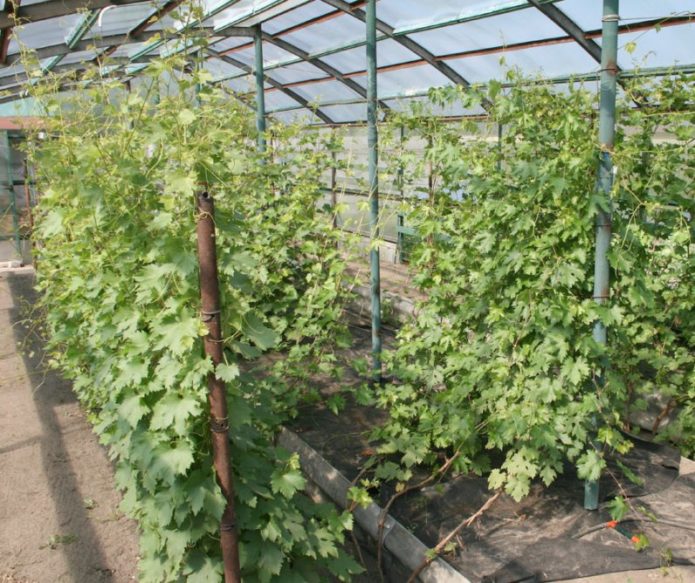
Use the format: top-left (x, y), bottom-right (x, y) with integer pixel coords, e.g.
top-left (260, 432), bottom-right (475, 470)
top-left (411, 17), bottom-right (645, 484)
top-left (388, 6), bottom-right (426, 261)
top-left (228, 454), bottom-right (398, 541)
top-left (202, 57), bottom-right (245, 80)
top-left (408, 8), bottom-right (567, 56)
top-left (447, 42), bottom-right (600, 83)
top-left (222, 74), bottom-right (265, 93)
top-left (228, 42), bottom-right (298, 67)
top-left (376, 0), bottom-right (528, 31)
top-left (210, 36), bottom-right (250, 52)
top-left (58, 49), bottom-right (99, 66)
top-left (559, 0), bottom-right (695, 31)
top-left (316, 103), bottom-right (365, 122)
top-left (83, 3), bottom-right (163, 39)
top-left (353, 63), bottom-right (455, 96)
top-left (617, 24), bottom-right (695, 70)
top-left (384, 95), bottom-right (487, 117)
top-left (108, 42), bottom-right (151, 59)
top-left (321, 39), bottom-right (419, 74)
top-left (0, 61), bottom-right (26, 81)
top-left (0, 0), bottom-right (694, 121)
top-left (269, 107), bottom-right (321, 124)
top-left (266, 60), bottom-right (326, 84)
top-left (213, 0), bottom-right (309, 29)
top-left (290, 79), bottom-right (361, 103)
top-left (281, 13), bottom-right (367, 53)
top-left (262, 0), bottom-right (334, 35)
top-left (264, 89), bottom-right (303, 110)
top-left (8, 15), bottom-right (84, 54)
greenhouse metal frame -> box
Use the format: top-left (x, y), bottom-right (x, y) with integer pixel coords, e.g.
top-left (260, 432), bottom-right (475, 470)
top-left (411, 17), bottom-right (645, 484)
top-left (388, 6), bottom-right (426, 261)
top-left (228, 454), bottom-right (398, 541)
top-left (0, 1), bottom-right (693, 580)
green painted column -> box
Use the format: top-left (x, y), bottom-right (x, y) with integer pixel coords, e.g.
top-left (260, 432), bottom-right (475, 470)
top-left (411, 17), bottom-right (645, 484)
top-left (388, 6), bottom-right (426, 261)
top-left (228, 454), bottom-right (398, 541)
top-left (585, 0), bottom-right (619, 511)
top-left (2, 131), bottom-right (20, 254)
top-left (254, 26), bottom-right (267, 152)
top-left (366, 0), bottom-right (382, 377)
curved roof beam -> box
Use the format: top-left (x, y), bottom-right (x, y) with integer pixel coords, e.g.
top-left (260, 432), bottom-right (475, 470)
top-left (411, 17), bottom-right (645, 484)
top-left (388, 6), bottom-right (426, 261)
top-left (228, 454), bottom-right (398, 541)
top-left (260, 31), bottom-right (390, 111)
top-left (206, 47), bottom-right (336, 125)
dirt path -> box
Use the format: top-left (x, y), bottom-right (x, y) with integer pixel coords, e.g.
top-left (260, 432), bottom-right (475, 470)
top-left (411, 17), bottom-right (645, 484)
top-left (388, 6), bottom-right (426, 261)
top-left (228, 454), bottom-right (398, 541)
top-left (0, 271), bottom-right (138, 583)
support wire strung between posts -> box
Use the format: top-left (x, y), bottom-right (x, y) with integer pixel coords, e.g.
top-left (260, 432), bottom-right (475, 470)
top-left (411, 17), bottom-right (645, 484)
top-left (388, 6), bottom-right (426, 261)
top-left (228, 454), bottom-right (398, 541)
top-left (585, 0), bottom-right (619, 511)
top-left (366, 0), bottom-right (382, 379)
top-left (196, 192), bottom-right (242, 583)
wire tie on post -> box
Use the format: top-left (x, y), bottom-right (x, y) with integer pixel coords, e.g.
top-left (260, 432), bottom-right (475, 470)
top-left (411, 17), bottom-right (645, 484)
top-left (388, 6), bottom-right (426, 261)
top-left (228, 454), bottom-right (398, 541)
top-left (210, 416), bottom-right (229, 433)
top-left (220, 521), bottom-right (236, 532)
top-left (602, 14), bottom-right (619, 22)
top-left (201, 308), bottom-right (221, 322)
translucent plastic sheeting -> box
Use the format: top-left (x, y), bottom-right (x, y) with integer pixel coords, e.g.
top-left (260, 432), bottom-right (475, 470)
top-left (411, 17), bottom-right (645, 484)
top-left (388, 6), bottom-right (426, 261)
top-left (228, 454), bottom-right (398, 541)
top-left (212, 0), bottom-right (303, 29)
top-left (353, 63), bottom-right (455, 96)
top-left (407, 8), bottom-right (567, 56)
top-left (266, 60), bottom-right (326, 84)
top-left (211, 36), bottom-right (251, 53)
top-left (262, 1), bottom-right (334, 35)
top-left (108, 42), bottom-right (154, 60)
top-left (227, 42), bottom-right (297, 68)
top-left (290, 79), bottom-right (362, 103)
top-left (264, 89), bottom-right (304, 110)
top-left (618, 24), bottom-right (695, 70)
top-left (83, 3), bottom-right (164, 39)
top-left (58, 50), bottom-right (100, 66)
top-left (376, 0), bottom-right (528, 32)
top-left (315, 103), bottom-right (365, 122)
top-left (320, 39), bottom-right (419, 74)
top-left (269, 107), bottom-right (321, 124)
top-left (447, 42), bottom-right (600, 84)
top-left (560, 0), bottom-right (695, 30)
top-left (222, 74), bottom-right (270, 93)
top-left (384, 95), bottom-right (487, 117)
top-left (280, 13), bottom-right (366, 54)
top-left (0, 62), bottom-right (26, 81)
top-left (8, 15), bottom-right (84, 55)
top-left (202, 57), bottom-right (245, 80)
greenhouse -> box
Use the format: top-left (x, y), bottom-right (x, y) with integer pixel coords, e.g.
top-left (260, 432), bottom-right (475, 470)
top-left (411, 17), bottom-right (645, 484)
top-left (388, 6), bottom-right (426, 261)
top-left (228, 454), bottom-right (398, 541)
top-left (0, 0), bottom-right (693, 582)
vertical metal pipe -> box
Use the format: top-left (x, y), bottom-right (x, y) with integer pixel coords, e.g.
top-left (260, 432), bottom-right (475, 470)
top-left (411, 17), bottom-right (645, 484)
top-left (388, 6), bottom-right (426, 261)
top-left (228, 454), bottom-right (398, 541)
top-left (196, 192), bottom-right (242, 583)
top-left (254, 26), bottom-right (267, 153)
top-left (366, 0), bottom-right (381, 377)
top-left (23, 159), bottom-right (35, 268)
top-left (397, 124), bottom-right (405, 264)
top-left (497, 123), bottom-right (503, 172)
top-left (331, 131), bottom-right (338, 229)
top-left (2, 131), bottom-right (20, 255)
top-left (585, 0), bottom-right (619, 511)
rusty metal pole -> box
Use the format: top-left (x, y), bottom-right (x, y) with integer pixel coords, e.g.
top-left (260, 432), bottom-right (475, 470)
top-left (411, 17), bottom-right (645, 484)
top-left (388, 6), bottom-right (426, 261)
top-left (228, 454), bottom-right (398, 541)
top-left (196, 192), bottom-right (242, 583)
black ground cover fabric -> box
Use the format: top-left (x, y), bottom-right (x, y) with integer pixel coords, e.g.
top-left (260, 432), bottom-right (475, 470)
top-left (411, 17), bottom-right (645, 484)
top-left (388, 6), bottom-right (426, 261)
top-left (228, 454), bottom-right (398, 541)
top-left (289, 325), bottom-right (695, 582)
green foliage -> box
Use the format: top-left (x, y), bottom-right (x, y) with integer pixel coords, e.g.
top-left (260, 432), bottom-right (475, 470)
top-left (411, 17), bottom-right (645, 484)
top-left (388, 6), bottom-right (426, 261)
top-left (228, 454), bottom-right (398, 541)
top-left (374, 73), bottom-right (694, 500)
top-left (23, 38), bottom-right (360, 582)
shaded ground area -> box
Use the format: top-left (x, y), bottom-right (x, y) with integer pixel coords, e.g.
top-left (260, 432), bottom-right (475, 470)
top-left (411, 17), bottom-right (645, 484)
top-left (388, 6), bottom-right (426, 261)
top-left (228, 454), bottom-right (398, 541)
top-left (290, 323), bottom-right (695, 583)
top-left (0, 271), bottom-right (138, 583)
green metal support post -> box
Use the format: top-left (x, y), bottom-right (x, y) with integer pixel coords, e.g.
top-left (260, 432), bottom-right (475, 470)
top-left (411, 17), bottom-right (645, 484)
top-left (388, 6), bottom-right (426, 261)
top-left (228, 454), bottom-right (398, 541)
top-left (254, 26), bottom-right (267, 153)
top-left (2, 131), bottom-right (20, 255)
top-left (585, 0), bottom-right (619, 511)
top-left (366, 0), bottom-right (382, 378)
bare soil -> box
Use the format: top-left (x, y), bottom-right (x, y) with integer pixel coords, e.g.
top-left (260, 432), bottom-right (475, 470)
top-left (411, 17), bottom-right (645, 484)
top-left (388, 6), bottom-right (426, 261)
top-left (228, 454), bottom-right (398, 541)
top-left (0, 272), bottom-right (138, 583)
